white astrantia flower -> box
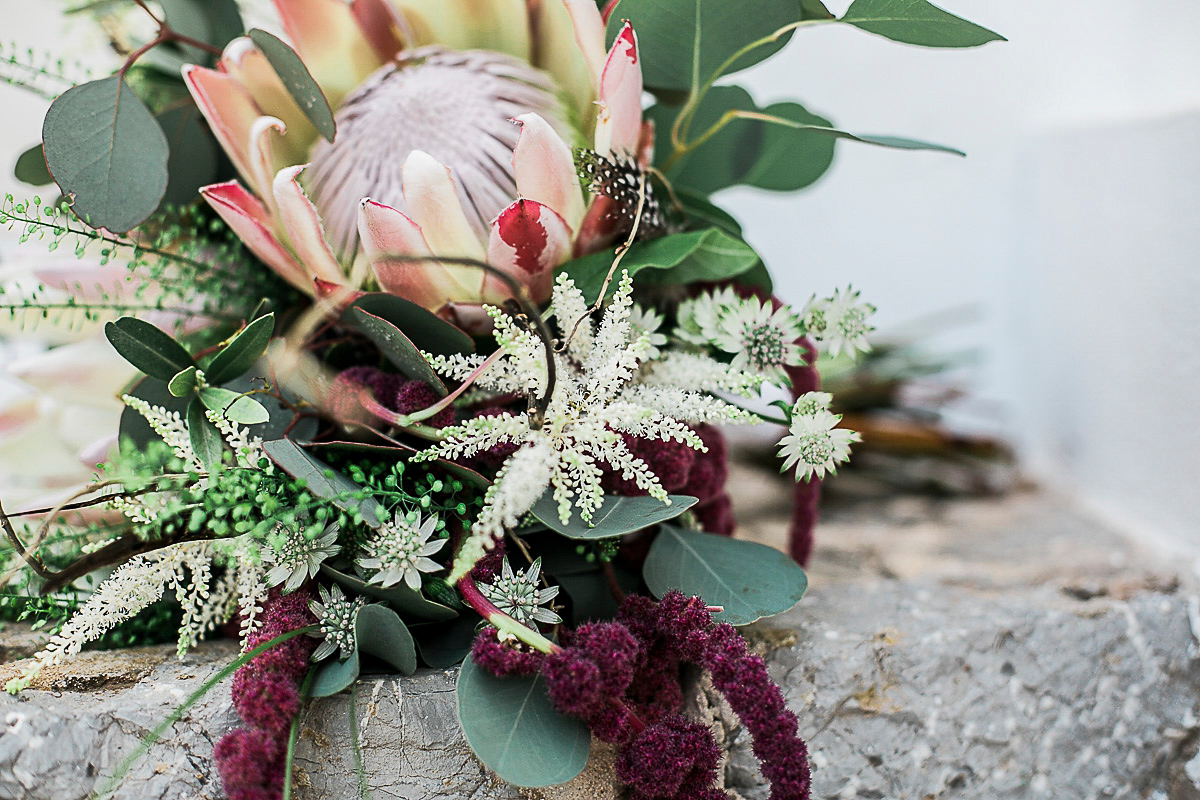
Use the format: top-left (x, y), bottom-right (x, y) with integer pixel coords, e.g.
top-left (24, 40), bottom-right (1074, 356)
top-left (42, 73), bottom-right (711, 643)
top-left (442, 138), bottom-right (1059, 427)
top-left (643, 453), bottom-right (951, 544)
top-left (308, 583), bottom-right (367, 662)
top-left (629, 304), bottom-right (668, 360)
top-left (823, 287), bottom-right (876, 358)
top-left (710, 297), bottom-right (807, 386)
top-left (357, 511), bottom-right (448, 590)
top-left (263, 521), bottom-right (341, 593)
top-left (418, 272), bottom-right (754, 581)
top-left (480, 557), bottom-right (562, 627)
top-left (777, 397), bottom-right (861, 482)
top-left (674, 286), bottom-right (741, 346)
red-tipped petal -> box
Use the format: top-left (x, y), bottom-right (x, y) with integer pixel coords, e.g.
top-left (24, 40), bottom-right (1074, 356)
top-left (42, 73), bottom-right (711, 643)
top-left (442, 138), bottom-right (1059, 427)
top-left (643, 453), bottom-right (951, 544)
top-left (272, 0), bottom-right (382, 106)
top-left (351, 0), bottom-right (410, 61)
top-left (358, 198), bottom-right (473, 311)
top-left (600, 0), bottom-right (621, 24)
top-left (272, 165), bottom-right (348, 287)
top-left (201, 181), bottom-right (311, 292)
top-left (183, 65), bottom-right (260, 190)
top-left (595, 21), bottom-right (643, 156)
top-left (487, 199), bottom-right (570, 304)
top-left (512, 113), bottom-right (585, 233)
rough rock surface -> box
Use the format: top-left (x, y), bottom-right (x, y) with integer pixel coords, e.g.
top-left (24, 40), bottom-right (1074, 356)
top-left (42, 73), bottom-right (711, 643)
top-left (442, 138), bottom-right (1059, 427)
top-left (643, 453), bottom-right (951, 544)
top-left (2, 487), bottom-right (1198, 799)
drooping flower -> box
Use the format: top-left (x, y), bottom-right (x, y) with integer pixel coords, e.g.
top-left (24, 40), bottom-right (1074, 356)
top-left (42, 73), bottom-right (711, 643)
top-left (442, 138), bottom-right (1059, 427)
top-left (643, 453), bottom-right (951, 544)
top-left (185, 0), bottom-right (651, 327)
top-left (262, 520), bottom-right (341, 593)
top-left (776, 394), bottom-right (860, 482)
top-left (479, 556), bottom-right (562, 627)
top-left (357, 510), bottom-right (447, 589)
top-left (307, 583), bottom-right (367, 662)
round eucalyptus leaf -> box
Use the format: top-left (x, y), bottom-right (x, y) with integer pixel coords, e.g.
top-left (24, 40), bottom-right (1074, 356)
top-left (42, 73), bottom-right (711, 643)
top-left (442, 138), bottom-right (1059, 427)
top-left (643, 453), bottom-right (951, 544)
top-left (14, 144), bottom-right (52, 187)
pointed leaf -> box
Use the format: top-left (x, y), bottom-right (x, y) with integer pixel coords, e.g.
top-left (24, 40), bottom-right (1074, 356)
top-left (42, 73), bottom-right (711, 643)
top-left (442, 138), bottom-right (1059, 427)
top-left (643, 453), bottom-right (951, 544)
top-left (345, 294), bottom-right (475, 357)
top-left (563, 228), bottom-right (760, 303)
top-left (205, 313), bottom-right (276, 385)
top-left (187, 395), bottom-right (224, 471)
top-left (42, 75), bottom-right (168, 232)
top-left (14, 144), bottom-right (52, 187)
top-left (344, 307), bottom-right (448, 396)
top-left (263, 439), bottom-right (384, 527)
top-left (247, 28), bottom-right (336, 142)
top-left (198, 387), bottom-right (271, 425)
top-left (643, 524), bottom-right (808, 625)
top-left (528, 492), bottom-right (698, 539)
top-left (840, 0), bottom-right (1005, 47)
top-left (457, 657), bottom-right (590, 787)
top-left (104, 316), bottom-right (195, 382)
top-left (168, 365), bottom-right (199, 397)
top-left (158, 0), bottom-right (215, 62)
top-left (322, 565), bottom-right (458, 622)
top-left (800, 0), bottom-right (835, 19)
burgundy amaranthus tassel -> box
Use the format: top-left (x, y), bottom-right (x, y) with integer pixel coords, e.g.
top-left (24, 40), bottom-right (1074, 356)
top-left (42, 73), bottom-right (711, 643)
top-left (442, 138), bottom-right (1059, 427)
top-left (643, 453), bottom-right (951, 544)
top-left (215, 589), bottom-right (317, 800)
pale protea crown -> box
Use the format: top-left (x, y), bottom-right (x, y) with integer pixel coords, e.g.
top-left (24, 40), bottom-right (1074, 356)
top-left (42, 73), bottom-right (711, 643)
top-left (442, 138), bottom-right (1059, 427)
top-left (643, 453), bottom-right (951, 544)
top-left (185, 0), bottom-right (649, 328)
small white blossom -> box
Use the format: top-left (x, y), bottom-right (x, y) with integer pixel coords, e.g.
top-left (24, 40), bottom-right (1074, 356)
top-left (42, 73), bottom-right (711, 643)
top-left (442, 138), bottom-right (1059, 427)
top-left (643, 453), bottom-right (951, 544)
top-left (777, 397), bottom-right (860, 481)
top-left (308, 583), bottom-right (367, 662)
top-left (263, 521), bottom-right (341, 593)
top-left (804, 287), bottom-right (875, 358)
top-left (122, 395), bottom-right (200, 470)
top-left (629, 304), bottom-right (668, 359)
top-left (480, 557), bottom-right (561, 627)
top-left (357, 512), bottom-right (447, 590)
top-left (710, 297), bottom-right (807, 385)
top-left (674, 286), bottom-right (741, 346)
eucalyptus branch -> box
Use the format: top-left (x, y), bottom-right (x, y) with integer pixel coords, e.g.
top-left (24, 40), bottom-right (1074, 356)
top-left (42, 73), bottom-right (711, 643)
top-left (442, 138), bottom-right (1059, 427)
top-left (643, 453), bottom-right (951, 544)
top-left (116, 0), bottom-right (222, 79)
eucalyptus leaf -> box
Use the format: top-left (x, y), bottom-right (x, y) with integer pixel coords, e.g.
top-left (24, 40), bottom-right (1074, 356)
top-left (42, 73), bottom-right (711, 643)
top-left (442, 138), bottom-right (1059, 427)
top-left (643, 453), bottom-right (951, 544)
top-left (198, 387), bottom-right (270, 425)
top-left (457, 657), bottom-right (590, 787)
top-left (528, 492), bottom-right (698, 540)
top-left (643, 525), bottom-right (808, 625)
top-left (248, 28), bottom-right (336, 142)
top-left (675, 189), bottom-right (743, 237)
top-left (203, 0), bottom-right (245, 49)
top-left (205, 313), bottom-right (275, 385)
top-left (156, 106), bottom-right (221, 208)
top-left (563, 228), bottom-right (759, 303)
top-left (346, 294), bottom-right (474, 357)
top-left (168, 365), bottom-right (199, 397)
top-left (840, 0), bottom-right (1005, 47)
top-left (104, 316), bottom-right (195, 382)
top-left (14, 144), bottom-right (52, 187)
top-left (42, 75), bottom-right (169, 232)
top-left (310, 649), bottom-right (360, 698)
top-left (158, 0), bottom-right (213, 62)
top-left (608, 0), bottom-right (801, 91)
top-left (800, 0), bottom-right (835, 19)
top-left (187, 396), bottom-right (224, 471)
top-left (263, 439), bottom-right (384, 527)
top-left (344, 307), bottom-right (447, 396)
top-left (322, 565), bottom-right (458, 622)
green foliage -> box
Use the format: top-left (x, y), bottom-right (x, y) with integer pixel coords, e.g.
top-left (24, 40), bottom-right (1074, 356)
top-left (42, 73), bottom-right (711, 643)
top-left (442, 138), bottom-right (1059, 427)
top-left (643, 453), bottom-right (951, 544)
top-left (248, 28), bottom-right (336, 142)
top-left (526, 492), bottom-right (698, 539)
top-left (343, 307), bottom-right (448, 396)
top-left (344, 293), bottom-right (475, 357)
top-left (105, 316), bottom-right (196, 381)
top-left (264, 440), bottom-right (388, 529)
top-left (643, 524), bottom-right (808, 625)
top-left (310, 604), bottom-right (417, 697)
top-left (0, 41), bottom-right (90, 101)
top-left (321, 566), bottom-right (458, 622)
top-left (14, 144), bottom-right (52, 187)
top-left (156, 106), bottom-right (222, 207)
top-left (205, 313), bottom-right (276, 385)
top-left (840, 0), bottom-right (1005, 47)
top-left (457, 656), bottom-right (591, 787)
top-left (42, 75), bottom-right (170, 232)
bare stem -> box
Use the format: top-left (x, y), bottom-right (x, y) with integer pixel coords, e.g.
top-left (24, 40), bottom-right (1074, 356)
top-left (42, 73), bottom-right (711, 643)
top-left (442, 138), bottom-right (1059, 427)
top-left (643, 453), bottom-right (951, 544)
top-left (457, 575), bottom-right (560, 654)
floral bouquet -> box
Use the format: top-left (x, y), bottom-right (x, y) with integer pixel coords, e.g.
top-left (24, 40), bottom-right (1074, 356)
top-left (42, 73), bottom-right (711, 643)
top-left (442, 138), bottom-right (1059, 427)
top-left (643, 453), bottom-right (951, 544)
top-left (0, 0), bottom-right (1000, 797)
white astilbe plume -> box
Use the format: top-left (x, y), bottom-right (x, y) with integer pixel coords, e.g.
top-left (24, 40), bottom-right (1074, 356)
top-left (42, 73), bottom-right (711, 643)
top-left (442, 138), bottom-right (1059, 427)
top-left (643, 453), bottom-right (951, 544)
top-left (122, 395), bottom-right (200, 470)
top-left (639, 351), bottom-right (764, 397)
top-left (234, 557), bottom-right (269, 645)
top-left (419, 272), bottom-right (754, 582)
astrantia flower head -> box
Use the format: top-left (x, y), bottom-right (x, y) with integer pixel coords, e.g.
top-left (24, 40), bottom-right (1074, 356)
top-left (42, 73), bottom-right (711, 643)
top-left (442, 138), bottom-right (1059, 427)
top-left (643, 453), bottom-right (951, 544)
top-left (777, 403), bottom-right (861, 482)
top-left (791, 391), bottom-right (833, 417)
top-left (629, 303), bottom-right (668, 360)
top-left (479, 557), bottom-right (561, 627)
top-left (674, 286), bottom-right (741, 346)
top-left (803, 286), bottom-right (876, 358)
top-left (307, 583), bottom-right (367, 662)
top-left (357, 511), bottom-right (447, 590)
top-left (263, 521), bottom-right (340, 593)
top-left (711, 297), bottom-right (807, 385)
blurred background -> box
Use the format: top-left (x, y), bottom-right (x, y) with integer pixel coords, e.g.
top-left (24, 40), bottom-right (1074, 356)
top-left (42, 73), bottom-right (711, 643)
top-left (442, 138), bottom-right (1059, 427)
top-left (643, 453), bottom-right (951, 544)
top-left (1, 1), bottom-right (1198, 560)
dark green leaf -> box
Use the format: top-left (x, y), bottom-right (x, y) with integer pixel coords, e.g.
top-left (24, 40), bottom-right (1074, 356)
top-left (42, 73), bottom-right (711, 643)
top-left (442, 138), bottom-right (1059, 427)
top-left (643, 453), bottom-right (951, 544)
top-left (412, 615), bottom-right (479, 668)
top-left (346, 294), bottom-right (474, 357)
top-left (800, 0), bottom-right (835, 19)
top-left (14, 144), bottom-right (52, 187)
top-left (168, 365), bottom-right (199, 397)
top-left (156, 106), bottom-right (221, 208)
top-left (187, 396), bottom-right (224, 471)
top-left (248, 28), bottom-right (336, 142)
top-left (608, 0), bottom-right (801, 91)
top-left (304, 440), bottom-right (490, 491)
top-left (563, 228), bottom-right (759, 303)
top-left (675, 189), bottom-right (743, 237)
top-left (355, 604), bottom-right (417, 675)
top-left (321, 565), bottom-right (458, 622)
top-left (557, 565), bottom-right (641, 625)
top-left (643, 525), bottom-right (808, 625)
top-left (457, 657), bottom-right (590, 787)
top-left (104, 316), bottom-right (195, 381)
top-left (42, 75), bottom-right (169, 232)
top-left (205, 313), bottom-right (275, 385)
top-left (198, 387), bottom-right (270, 425)
top-left (344, 307), bottom-right (447, 396)
top-left (528, 492), bottom-right (698, 540)
top-left (840, 0), bottom-right (1005, 47)
top-left (158, 0), bottom-right (213, 62)
top-left (263, 439), bottom-right (384, 527)
top-left (204, 0), bottom-right (245, 49)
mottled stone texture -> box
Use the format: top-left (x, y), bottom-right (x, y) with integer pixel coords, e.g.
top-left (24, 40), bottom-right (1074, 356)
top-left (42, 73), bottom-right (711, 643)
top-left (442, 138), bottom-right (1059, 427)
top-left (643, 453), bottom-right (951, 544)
top-left (2, 491), bottom-right (1198, 800)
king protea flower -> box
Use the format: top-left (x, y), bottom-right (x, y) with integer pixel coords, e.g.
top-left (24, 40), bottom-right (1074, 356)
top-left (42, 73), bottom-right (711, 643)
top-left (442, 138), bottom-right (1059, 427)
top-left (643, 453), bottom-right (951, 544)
top-left (185, 0), bottom-right (649, 328)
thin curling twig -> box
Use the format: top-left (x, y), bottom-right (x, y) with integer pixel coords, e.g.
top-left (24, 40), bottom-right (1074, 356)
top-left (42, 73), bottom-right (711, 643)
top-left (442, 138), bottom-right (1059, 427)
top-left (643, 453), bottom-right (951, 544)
top-left (0, 497), bottom-right (51, 580)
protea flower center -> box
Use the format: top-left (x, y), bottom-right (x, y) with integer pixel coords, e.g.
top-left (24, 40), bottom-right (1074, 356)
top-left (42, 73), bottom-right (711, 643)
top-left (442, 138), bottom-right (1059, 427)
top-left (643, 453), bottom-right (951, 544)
top-left (306, 46), bottom-right (569, 259)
